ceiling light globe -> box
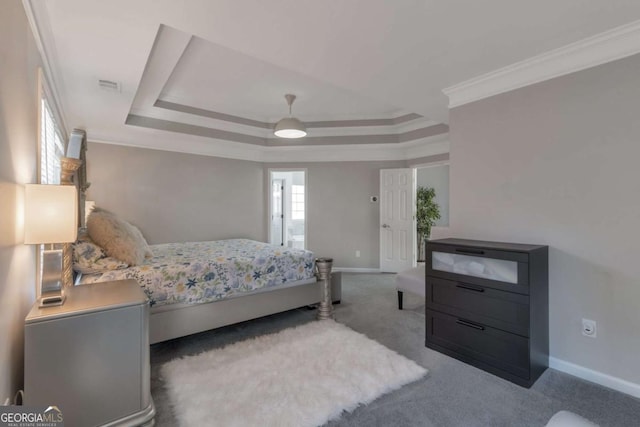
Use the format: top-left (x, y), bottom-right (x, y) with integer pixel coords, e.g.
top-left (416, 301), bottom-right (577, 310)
top-left (274, 117), bottom-right (307, 139)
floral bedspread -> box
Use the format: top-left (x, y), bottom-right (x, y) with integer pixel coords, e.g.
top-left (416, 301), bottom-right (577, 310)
top-left (80, 239), bottom-right (316, 307)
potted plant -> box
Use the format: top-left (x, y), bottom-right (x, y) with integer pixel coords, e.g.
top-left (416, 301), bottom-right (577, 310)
top-left (416, 186), bottom-right (441, 262)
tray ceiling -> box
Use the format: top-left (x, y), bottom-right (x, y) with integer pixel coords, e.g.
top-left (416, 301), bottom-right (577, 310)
top-left (28, 0), bottom-right (640, 161)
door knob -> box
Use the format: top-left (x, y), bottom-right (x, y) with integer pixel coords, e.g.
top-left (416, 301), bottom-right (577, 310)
top-left (381, 224), bottom-right (390, 228)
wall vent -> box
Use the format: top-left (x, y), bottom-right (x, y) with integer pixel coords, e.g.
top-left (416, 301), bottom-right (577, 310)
top-left (98, 79), bottom-right (120, 92)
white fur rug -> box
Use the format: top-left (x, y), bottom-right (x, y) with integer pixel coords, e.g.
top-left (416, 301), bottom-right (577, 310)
top-left (162, 320), bottom-right (427, 427)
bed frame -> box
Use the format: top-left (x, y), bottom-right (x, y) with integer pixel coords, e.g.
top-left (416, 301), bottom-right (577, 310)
top-left (64, 130), bottom-right (339, 344)
top-left (149, 277), bottom-right (340, 344)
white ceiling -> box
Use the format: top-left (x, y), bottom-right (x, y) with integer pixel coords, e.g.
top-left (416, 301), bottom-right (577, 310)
top-left (30, 0), bottom-right (640, 159)
top-left (161, 36), bottom-right (403, 122)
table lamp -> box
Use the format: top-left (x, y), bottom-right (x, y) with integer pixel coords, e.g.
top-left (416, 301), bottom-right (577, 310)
top-left (24, 184), bottom-right (78, 306)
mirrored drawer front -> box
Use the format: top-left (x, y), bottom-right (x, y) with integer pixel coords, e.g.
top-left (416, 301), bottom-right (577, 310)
top-left (432, 251), bottom-right (518, 284)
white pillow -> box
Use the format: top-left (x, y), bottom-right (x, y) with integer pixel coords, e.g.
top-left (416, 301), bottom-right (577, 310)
top-left (87, 209), bottom-right (152, 266)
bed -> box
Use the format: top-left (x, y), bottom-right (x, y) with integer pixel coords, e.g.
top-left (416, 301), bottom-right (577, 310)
top-left (79, 239), bottom-right (317, 308)
top-left (63, 130), bottom-right (337, 344)
top-left (76, 237), bottom-right (333, 343)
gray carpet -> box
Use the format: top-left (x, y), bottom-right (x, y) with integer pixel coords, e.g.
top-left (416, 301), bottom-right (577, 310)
top-left (150, 273), bottom-right (640, 426)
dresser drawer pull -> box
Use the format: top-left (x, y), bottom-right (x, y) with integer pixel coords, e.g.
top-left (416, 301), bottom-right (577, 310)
top-left (455, 248), bottom-right (485, 255)
top-left (456, 319), bottom-right (486, 331)
top-left (456, 283), bottom-right (485, 293)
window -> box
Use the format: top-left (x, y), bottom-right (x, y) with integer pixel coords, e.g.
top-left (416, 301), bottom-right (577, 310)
top-left (36, 69), bottom-right (67, 298)
top-left (291, 185), bottom-right (305, 220)
top-left (40, 97), bottom-right (65, 184)
top-left (38, 68), bottom-right (66, 184)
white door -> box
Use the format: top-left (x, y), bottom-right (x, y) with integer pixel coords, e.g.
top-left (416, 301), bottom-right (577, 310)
top-left (270, 179), bottom-right (284, 246)
top-left (380, 168), bottom-right (415, 272)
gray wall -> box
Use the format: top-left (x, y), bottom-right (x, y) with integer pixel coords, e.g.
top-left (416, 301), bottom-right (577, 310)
top-left (0, 1), bottom-right (40, 403)
top-left (449, 53), bottom-right (640, 384)
top-left (87, 143), bottom-right (265, 244)
top-left (87, 142), bottom-right (405, 269)
top-left (416, 164), bottom-right (449, 226)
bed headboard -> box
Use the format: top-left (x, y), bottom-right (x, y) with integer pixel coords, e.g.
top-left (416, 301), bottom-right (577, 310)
top-left (61, 128), bottom-right (89, 287)
top-left (62, 128), bottom-right (90, 228)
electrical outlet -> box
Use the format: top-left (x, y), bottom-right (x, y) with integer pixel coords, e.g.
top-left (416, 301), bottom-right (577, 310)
top-left (582, 318), bottom-right (597, 338)
top-left (355, 250), bottom-right (361, 258)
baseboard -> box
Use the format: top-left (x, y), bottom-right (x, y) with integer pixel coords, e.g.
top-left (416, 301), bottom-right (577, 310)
top-left (549, 356), bottom-right (640, 398)
top-left (332, 267), bottom-right (381, 273)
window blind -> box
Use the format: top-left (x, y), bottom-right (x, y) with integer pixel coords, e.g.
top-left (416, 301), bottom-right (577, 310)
top-left (40, 98), bottom-right (64, 184)
top-left (37, 84), bottom-right (67, 298)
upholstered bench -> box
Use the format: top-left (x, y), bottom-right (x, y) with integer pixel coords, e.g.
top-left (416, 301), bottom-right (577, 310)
top-left (545, 411), bottom-right (598, 427)
top-left (395, 265), bottom-right (425, 309)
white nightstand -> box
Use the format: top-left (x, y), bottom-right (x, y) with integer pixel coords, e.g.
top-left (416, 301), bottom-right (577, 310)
top-left (24, 280), bottom-right (155, 426)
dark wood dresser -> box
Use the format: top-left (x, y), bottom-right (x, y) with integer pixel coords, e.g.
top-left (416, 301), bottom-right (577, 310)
top-left (425, 238), bottom-right (548, 387)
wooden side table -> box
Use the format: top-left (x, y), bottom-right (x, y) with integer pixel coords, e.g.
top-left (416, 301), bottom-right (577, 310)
top-left (24, 280), bottom-right (155, 426)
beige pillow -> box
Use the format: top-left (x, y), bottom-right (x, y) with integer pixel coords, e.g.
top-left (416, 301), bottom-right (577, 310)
top-left (130, 224), bottom-right (154, 259)
top-left (87, 209), bottom-right (151, 266)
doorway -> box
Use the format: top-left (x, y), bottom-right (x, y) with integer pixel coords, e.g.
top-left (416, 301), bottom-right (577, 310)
top-left (379, 168), bottom-right (416, 272)
top-left (269, 170), bottom-right (306, 249)
top-left (414, 162), bottom-right (450, 261)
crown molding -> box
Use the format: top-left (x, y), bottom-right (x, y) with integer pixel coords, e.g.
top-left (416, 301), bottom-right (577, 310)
top-left (159, 94), bottom-right (416, 125)
top-left (155, 97), bottom-right (429, 134)
top-left (133, 105), bottom-right (439, 139)
top-left (261, 135), bottom-right (449, 163)
top-left (126, 110), bottom-right (448, 146)
top-left (88, 132), bottom-right (449, 164)
top-left (22, 0), bottom-right (69, 134)
top-left (402, 135), bottom-right (449, 160)
top-left (443, 19), bottom-right (640, 108)
top-left (89, 133), bottom-right (264, 162)
top-left (129, 107), bottom-right (270, 139)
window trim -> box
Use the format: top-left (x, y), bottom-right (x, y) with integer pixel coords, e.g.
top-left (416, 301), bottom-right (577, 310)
top-left (267, 168), bottom-right (308, 249)
top-left (37, 68), bottom-right (67, 184)
top-left (35, 68), bottom-right (68, 298)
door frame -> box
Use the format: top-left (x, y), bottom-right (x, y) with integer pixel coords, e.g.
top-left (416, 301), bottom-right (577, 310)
top-left (267, 168), bottom-right (308, 249)
top-left (271, 177), bottom-right (285, 246)
top-left (379, 168), bottom-right (417, 273)
top-left (412, 159), bottom-right (450, 262)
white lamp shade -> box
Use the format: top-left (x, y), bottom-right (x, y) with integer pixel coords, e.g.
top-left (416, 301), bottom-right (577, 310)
top-left (24, 184), bottom-right (78, 244)
top-left (274, 117), bottom-right (307, 139)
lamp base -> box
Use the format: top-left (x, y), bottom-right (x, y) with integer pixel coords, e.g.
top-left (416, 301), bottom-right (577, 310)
top-left (40, 248), bottom-right (65, 307)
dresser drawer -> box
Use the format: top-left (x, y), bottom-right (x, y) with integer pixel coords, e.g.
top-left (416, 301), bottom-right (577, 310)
top-left (426, 277), bottom-right (529, 336)
top-left (426, 309), bottom-right (530, 380)
top-left (427, 246), bottom-right (529, 295)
